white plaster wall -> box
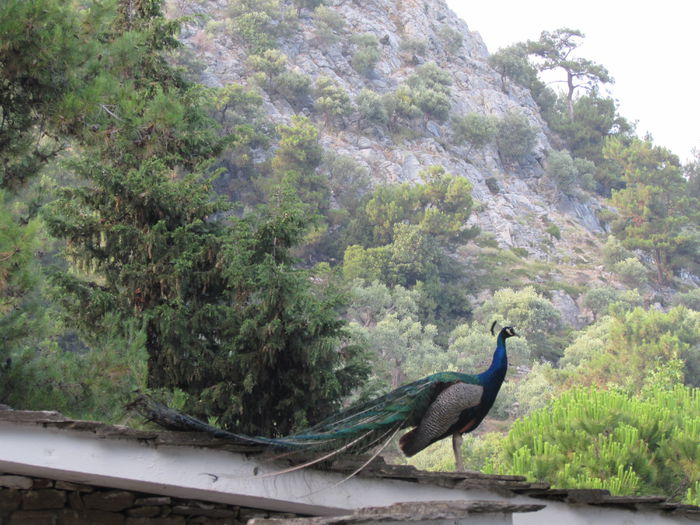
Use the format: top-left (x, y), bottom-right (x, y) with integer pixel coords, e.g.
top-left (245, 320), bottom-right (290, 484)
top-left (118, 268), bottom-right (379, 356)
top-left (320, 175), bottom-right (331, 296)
top-left (0, 421), bottom-right (687, 524)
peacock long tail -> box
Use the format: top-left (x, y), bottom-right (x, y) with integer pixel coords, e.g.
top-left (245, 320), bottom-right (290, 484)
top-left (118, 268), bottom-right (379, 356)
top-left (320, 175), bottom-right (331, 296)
top-left (131, 325), bottom-right (516, 461)
top-left (130, 371), bottom-right (479, 454)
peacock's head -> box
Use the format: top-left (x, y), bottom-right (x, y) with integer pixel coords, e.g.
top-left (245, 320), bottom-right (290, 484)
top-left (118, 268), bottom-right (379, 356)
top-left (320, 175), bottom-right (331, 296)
top-left (501, 326), bottom-right (518, 338)
top-left (490, 321), bottom-right (518, 338)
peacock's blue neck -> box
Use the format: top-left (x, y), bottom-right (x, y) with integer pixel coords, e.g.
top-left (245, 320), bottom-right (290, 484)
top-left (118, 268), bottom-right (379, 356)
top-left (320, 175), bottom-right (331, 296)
top-left (477, 334), bottom-right (508, 388)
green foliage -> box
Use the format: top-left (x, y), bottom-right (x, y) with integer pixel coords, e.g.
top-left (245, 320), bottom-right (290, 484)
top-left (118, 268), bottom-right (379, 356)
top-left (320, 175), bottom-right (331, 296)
top-left (673, 289), bottom-right (700, 311)
top-left (545, 224), bottom-right (561, 240)
top-left (271, 116), bottom-right (323, 174)
top-left (312, 5), bottom-right (345, 46)
top-left (213, 84), bottom-right (270, 198)
top-left (602, 235), bottom-right (634, 268)
top-left (313, 76), bottom-right (352, 127)
top-left (580, 287), bottom-right (642, 321)
top-left (234, 12), bottom-right (278, 52)
top-left (356, 89), bottom-right (389, 127)
top-left (382, 85), bottom-right (421, 131)
top-left (546, 150), bottom-right (577, 194)
top-left (27, 1), bottom-right (370, 437)
top-left (228, 0), bottom-right (293, 52)
top-left (475, 287), bottom-right (563, 361)
top-left (484, 177), bottom-right (499, 194)
top-left (545, 149), bottom-right (596, 195)
top-left (510, 362), bottom-right (557, 417)
top-left (340, 167), bottom-right (476, 330)
top-left (486, 385), bottom-right (700, 503)
top-left (495, 111), bottom-right (537, 165)
top-left (0, 0), bottom-right (96, 188)
top-left (451, 113), bottom-right (497, 154)
top-left (547, 92), bottom-right (633, 170)
top-left (248, 49), bottom-right (288, 90)
top-left (487, 44), bottom-right (538, 91)
top-left (199, 201), bottom-right (370, 434)
top-left (3, 317), bottom-right (147, 422)
top-left (263, 117), bottom-right (328, 219)
top-left (0, 193), bottom-right (41, 372)
top-left (607, 138), bottom-right (698, 284)
top-left (449, 323), bottom-right (530, 371)
top-left (404, 62), bottom-right (452, 124)
top-left (560, 306), bottom-right (700, 390)
top-left (407, 62), bottom-right (452, 96)
top-left (345, 280), bottom-right (441, 388)
top-left (399, 37), bottom-right (427, 64)
top-left (409, 432), bottom-right (504, 472)
top-left (360, 166), bottom-right (476, 248)
top-left (293, 0), bottom-right (322, 14)
top-left (526, 28), bottom-right (612, 119)
top-left (247, 49), bottom-right (312, 105)
top-left (322, 153), bottom-right (371, 219)
top-left (436, 25), bottom-right (463, 55)
top-left (413, 89), bottom-right (451, 123)
top-left (276, 71), bottom-right (312, 105)
top-left (351, 33), bottom-right (381, 76)
top-left (612, 257), bottom-right (649, 288)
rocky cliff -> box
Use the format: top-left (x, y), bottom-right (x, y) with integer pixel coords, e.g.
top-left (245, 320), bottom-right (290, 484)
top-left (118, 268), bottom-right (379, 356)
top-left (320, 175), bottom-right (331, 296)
top-left (174, 0), bottom-right (606, 264)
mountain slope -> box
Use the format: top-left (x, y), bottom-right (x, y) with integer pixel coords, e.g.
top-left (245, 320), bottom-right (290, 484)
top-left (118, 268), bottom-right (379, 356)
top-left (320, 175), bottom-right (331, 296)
top-left (175, 0), bottom-right (606, 265)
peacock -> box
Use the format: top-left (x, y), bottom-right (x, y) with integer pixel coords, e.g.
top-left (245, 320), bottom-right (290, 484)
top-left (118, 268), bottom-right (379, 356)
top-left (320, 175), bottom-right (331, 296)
top-left (132, 323), bottom-right (517, 470)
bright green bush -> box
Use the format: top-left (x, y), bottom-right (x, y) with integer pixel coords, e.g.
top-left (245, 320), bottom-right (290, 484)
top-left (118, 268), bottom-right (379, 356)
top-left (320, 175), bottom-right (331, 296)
top-left (486, 384), bottom-right (700, 503)
top-left (560, 306), bottom-right (700, 389)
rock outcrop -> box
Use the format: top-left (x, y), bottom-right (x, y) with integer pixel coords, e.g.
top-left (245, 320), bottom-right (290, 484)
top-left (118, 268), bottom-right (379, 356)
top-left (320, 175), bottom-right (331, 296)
top-left (175, 0), bottom-right (605, 261)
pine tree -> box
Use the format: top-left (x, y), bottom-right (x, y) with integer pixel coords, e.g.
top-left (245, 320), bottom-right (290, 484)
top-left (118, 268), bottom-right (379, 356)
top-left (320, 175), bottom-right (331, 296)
top-left (40, 0), bottom-right (369, 434)
top-left (606, 138), bottom-right (698, 284)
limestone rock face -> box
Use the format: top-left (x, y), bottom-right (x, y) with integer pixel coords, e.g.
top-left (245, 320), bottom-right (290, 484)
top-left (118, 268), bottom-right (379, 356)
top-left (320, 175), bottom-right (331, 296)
top-left (176, 0), bottom-right (605, 261)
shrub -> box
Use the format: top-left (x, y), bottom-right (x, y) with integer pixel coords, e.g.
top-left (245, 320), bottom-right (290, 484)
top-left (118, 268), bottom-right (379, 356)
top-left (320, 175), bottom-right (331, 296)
top-left (399, 37), bottom-right (427, 63)
top-left (545, 224), bottom-right (561, 240)
top-left (351, 34), bottom-right (381, 75)
top-left (275, 70), bottom-right (312, 104)
top-left (613, 257), bottom-right (648, 288)
top-left (546, 150), bottom-right (578, 195)
top-left (673, 288), bottom-right (700, 311)
top-left (484, 177), bottom-right (499, 194)
top-left (313, 76), bottom-right (351, 126)
top-left (452, 113), bottom-right (497, 153)
top-left (496, 110), bottom-right (536, 164)
top-left (486, 384), bottom-right (700, 504)
top-left (436, 24), bottom-right (463, 54)
top-left (475, 286), bottom-right (563, 361)
top-left (313, 5), bottom-right (345, 45)
top-left (356, 89), bottom-right (388, 127)
top-left (602, 235), bottom-right (634, 268)
top-left (407, 62), bottom-right (451, 95)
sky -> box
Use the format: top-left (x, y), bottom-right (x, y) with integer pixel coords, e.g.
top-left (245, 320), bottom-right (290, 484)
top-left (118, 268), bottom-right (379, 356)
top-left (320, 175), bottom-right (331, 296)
top-left (445, 1), bottom-right (699, 163)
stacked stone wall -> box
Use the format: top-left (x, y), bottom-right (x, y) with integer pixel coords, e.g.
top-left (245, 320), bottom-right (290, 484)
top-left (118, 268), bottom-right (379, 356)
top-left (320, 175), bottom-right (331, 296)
top-left (0, 474), bottom-right (299, 525)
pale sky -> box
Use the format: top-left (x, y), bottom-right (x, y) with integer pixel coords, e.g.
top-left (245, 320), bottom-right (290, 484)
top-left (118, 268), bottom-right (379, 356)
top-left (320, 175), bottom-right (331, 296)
top-left (445, 1), bottom-right (699, 163)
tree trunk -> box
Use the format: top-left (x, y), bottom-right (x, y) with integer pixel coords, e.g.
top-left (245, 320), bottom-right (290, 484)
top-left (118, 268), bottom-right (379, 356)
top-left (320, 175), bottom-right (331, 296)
top-left (566, 72), bottom-right (575, 120)
top-left (654, 248), bottom-right (666, 285)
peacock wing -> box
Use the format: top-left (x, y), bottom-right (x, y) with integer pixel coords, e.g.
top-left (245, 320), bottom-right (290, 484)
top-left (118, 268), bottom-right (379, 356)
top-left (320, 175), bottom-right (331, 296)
top-left (399, 382), bottom-right (484, 457)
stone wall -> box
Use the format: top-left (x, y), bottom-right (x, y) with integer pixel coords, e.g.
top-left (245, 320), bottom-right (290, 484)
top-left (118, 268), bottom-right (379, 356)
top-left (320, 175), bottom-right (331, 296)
top-left (0, 473), bottom-right (300, 525)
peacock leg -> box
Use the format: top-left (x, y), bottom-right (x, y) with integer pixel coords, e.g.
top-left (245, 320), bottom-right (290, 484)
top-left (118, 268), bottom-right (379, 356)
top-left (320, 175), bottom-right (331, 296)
top-left (452, 433), bottom-right (464, 472)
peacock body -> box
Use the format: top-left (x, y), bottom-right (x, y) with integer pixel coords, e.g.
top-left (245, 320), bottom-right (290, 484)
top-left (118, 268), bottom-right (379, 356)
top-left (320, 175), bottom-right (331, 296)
top-left (133, 325), bottom-right (517, 460)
